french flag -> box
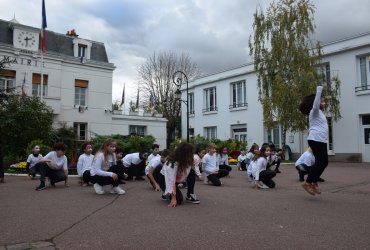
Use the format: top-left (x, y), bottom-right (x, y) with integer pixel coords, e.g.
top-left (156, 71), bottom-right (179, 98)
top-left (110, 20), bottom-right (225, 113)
top-left (41, 0), bottom-right (47, 54)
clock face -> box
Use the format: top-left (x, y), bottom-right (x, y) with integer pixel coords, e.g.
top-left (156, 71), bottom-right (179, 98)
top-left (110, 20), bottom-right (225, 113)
top-left (17, 31), bottom-right (37, 49)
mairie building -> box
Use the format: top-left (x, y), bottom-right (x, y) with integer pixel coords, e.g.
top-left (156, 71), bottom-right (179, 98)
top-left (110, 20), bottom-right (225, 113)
top-left (0, 18), bottom-right (167, 147)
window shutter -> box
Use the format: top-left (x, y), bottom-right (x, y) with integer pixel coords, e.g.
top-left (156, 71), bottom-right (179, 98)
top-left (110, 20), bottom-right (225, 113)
top-left (75, 79), bottom-right (88, 88)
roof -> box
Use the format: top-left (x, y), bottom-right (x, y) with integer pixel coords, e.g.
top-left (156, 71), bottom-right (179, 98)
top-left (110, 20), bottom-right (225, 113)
top-left (0, 19), bottom-right (109, 63)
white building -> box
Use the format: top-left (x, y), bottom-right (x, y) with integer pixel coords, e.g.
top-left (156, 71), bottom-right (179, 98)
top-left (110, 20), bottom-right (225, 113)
top-left (0, 18), bottom-right (167, 147)
top-left (180, 32), bottom-right (370, 162)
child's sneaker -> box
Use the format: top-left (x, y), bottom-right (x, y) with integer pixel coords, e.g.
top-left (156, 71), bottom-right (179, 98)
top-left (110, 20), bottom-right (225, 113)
top-left (35, 182), bottom-right (46, 191)
top-left (186, 194), bottom-right (200, 204)
top-left (110, 186), bottom-right (126, 195)
top-left (302, 182), bottom-right (315, 195)
top-left (258, 182), bottom-right (269, 189)
top-left (161, 193), bottom-right (170, 201)
top-left (93, 183), bottom-right (105, 195)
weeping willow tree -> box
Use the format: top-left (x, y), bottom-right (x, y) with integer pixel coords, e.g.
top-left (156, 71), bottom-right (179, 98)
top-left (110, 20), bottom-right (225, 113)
top-left (249, 0), bottom-right (341, 145)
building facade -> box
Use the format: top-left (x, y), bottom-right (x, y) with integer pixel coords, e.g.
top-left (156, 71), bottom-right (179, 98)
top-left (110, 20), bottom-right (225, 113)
top-left (180, 32), bottom-right (370, 162)
top-left (0, 19), bottom-right (167, 147)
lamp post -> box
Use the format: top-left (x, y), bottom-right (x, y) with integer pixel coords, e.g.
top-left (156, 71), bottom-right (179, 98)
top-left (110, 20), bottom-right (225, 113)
top-left (172, 70), bottom-right (189, 142)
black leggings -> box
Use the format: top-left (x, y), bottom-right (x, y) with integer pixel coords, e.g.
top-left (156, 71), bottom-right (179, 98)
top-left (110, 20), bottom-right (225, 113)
top-left (159, 168), bottom-right (196, 204)
top-left (92, 165), bottom-right (125, 187)
top-left (259, 169), bottom-right (276, 188)
top-left (219, 164), bottom-right (232, 172)
top-left (207, 169), bottom-right (229, 186)
top-left (307, 140), bottom-right (328, 183)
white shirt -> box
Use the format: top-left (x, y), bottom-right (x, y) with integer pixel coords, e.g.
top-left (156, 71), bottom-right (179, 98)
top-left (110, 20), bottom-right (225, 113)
top-left (252, 157), bottom-right (267, 181)
top-left (77, 153), bottom-right (94, 176)
top-left (247, 159), bottom-right (255, 176)
top-left (237, 154), bottom-right (247, 167)
top-left (296, 151), bottom-right (315, 167)
top-left (160, 161), bottom-right (191, 195)
top-left (44, 151), bottom-right (68, 170)
top-left (147, 153), bottom-right (160, 162)
top-left (218, 154), bottom-right (229, 165)
top-left (193, 154), bottom-right (202, 177)
top-left (123, 153), bottom-right (143, 167)
top-left (202, 153), bottom-right (219, 176)
top-left (27, 153), bottom-right (43, 168)
top-left (307, 86), bottom-right (328, 143)
top-left (90, 152), bottom-right (115, 177)
top-left (145, 157), bottom-right (161, 175)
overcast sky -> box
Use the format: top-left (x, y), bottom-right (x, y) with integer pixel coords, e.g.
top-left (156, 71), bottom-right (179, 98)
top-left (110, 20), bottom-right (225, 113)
top-left (1, 0), bottom-right (370, 103)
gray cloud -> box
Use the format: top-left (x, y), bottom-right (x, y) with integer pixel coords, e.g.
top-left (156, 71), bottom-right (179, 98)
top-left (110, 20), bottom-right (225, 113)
top-left (1, 0), bottom-right (369, 102)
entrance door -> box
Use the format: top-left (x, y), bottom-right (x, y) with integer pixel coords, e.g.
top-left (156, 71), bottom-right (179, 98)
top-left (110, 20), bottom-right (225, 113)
top-left (361, 115), bottom-right (370, 162)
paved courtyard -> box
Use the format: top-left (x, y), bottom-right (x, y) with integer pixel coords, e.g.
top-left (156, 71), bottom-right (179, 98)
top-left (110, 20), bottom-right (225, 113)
top-left (1, 162), bottom-right (370, 250)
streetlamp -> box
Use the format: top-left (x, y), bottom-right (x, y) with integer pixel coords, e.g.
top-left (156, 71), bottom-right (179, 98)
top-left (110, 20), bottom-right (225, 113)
top-left (172, 70), bottom-right (189, 142)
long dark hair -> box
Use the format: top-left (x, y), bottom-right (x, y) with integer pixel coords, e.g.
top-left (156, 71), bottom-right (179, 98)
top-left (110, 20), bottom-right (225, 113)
top-left (167, 142), bottom-right (194, 173)
top-left (299, 94), bottom-right (315, 115)
top-left (252, 144), bottom-right (270, 161)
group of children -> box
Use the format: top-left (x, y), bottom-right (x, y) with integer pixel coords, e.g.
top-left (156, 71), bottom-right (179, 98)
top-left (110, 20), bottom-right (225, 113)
top-left (23, 132), bottom-right (325, 207)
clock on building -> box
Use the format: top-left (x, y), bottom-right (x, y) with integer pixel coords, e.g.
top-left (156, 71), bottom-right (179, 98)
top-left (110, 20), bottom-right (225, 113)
top-left (13, 29), bottom-right (39, 51)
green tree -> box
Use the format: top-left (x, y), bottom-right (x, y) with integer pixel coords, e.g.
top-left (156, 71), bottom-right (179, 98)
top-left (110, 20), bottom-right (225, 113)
top-left (248, 0), bottom-right (341, 144)
top-left (0, 94), bottom-right (54, 164)
top-left (137, 51), bottom-right (201, 147)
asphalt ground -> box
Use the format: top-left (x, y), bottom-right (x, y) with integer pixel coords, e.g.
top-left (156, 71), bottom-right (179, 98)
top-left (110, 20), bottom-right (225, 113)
top-left (1, 162), bottom-right (370, 250)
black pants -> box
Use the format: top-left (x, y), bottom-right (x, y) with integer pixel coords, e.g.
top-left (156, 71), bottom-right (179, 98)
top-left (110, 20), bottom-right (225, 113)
top-left (34, 162), bottom-right (66, 184)
top-left (28, 166), bottom-right (38, 177)
top-left (82, 170), bottom-right (92, 184)
top-left (207, 169), bottom-right (229, 186)
top-left (307, 140), bottom-right (328, 183)
top-left (125, 162), bottom-right (145, 179)
top-left (92, 165), bottom-right (124, 187)
top-left (159, 168), bottom-right (196, 204)
top-left (296, 164), bottom-right (310, 181)
top-left (259, 169), bottom-right (276, 188)
top-left (219, 164), bottom-right (232, 172)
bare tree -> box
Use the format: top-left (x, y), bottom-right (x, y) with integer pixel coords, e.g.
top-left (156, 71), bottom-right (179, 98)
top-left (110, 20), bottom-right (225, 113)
top-left (137, 51), bottom-right (201, 147)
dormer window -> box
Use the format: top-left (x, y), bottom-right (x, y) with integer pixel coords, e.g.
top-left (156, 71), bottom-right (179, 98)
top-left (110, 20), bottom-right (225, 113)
top-left (73, 38), bottom-right (91, 59)
top-left (78, 44), bottom-right (87, 57)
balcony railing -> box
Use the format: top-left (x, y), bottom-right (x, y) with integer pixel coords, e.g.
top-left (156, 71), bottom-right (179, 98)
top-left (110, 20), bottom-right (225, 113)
top-left (202, 106), bottom-right (218, 113)
top-left (355, 85), bottom-right (370, 92)
top-left (229, 102), bottom-right (248, 109)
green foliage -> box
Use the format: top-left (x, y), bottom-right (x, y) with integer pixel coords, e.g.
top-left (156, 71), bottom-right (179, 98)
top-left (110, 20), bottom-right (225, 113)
top-left (90, 134), bottom-right (155, 154)
top-left (169, 135), bottom-right (247, 153)
top-left (51, 125), bottom-right (79, 162)
top-left (0, 94), bottom-right (54, 161)
top-left (26, 139), bottom-right (51, 157)
top-left (249, 0), bottom-right (341, 137)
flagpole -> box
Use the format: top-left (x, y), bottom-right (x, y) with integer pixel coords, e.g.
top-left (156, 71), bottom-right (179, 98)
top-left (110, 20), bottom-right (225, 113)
top-left (40, 52), bottom-right (43, 101)
top-left (40, 0), bottom-right (47, 101)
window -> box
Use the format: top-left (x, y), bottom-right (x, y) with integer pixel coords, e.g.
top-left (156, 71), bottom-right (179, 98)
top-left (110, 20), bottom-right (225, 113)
top-left (129, 125), bottom-right (146, 136)
top-left (0, 70), bottom-right (16, 93)
top-left (204, 126), bottom-right (217, 140)
top-left (74, 123), bottom-right (87, 141)
top-left (317, 63), bottom-right (331, 88)
top-left (189, 128), bottom-right (194, 138)
top-left (32, 73), bottom-right (48, 97)
top-left (203, 87), bottom-right (217, 112)
top-left (362, 115), bottom-right (370, 125)
top-left (0, 78), bottom-right (15, 93)
top-left (230, 80), bottom-right (247, 109)
top-left (265, 122), bottom-right (281, 149)
top-left (357, 55), bottom-right (370, 91)
top-left (78, 44), bottom-right (87, 57)
top-left (188, 93), bottom-right (194, 115)
top-left (74, 79), bottom-right (88, 106)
